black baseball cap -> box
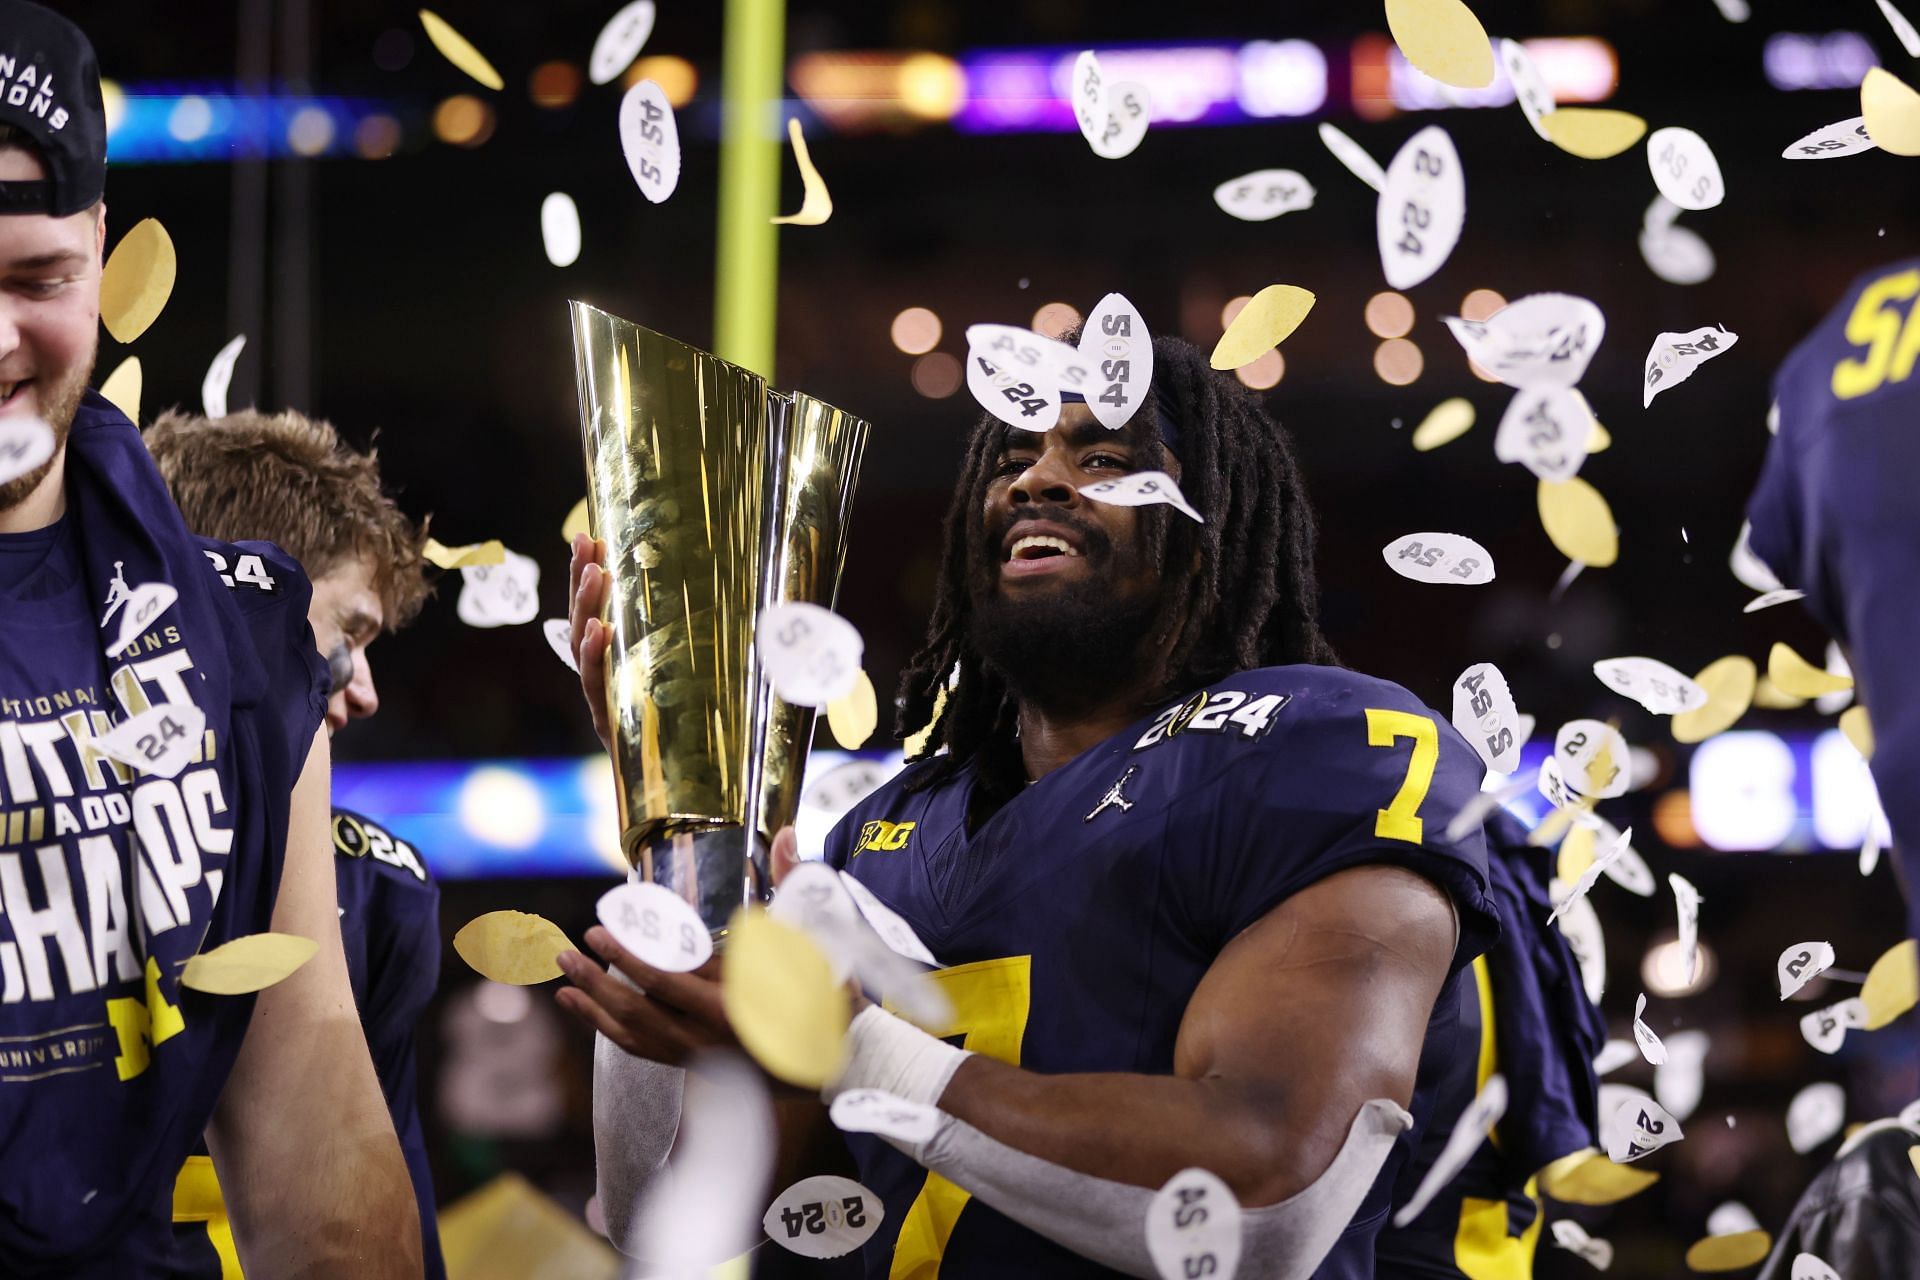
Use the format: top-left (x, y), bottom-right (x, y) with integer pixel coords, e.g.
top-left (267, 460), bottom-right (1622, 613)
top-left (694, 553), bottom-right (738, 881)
top-left (0, 0), bottom-right (105, 217)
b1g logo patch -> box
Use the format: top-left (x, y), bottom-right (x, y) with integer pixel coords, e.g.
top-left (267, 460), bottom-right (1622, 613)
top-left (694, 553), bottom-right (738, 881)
top-left (852, 820), bottom-right (914, 856)
top-left (1133, 689), bottom-right (1291, 750)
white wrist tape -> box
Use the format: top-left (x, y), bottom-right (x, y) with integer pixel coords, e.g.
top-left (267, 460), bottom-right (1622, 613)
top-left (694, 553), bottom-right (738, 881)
top-left (824, 1005), bottom-right (971, 1109)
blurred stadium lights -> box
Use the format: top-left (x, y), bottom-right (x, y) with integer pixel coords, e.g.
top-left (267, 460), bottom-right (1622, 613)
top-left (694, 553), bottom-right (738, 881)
top-left (1763, 30), bottom-right (1878, 91)
top-left (105, 84), bottom-right (405, 162)
top-left (1642, 935), bottom-right (1718, 998)
top-left (789, 50), bottom-right (965, 131)
top-left (1689, 729), bottom-right (1883, 853)
top-left (1355, 34), bottom-right (1618, 121)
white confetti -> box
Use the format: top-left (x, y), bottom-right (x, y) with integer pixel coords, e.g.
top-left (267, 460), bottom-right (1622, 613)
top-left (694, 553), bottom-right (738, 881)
top-left (1451, 663), bottom-right (1522, 773)
top-left (1498, 39), bottom-right (1555, 140)
top-left (1555, 719), bottom-right (1630, 799)
top-left (1646, 127), bottom-right (1725, 211)
top-left (772, 865), bottom-right (948, 1028)
top-left (0, 415), bottom-right (55, 488)
top-left (1394, 1075), bottom-right (1507, 1227)
top-left (1731, 521), bottom-right (1785, 594)
top-left (763, 1174), bottom-right (883, 1259)
top-left (1783, 116), bottom-right (1878, 160)
top-left (1792, 1253), bottom-right (1842, 1280)
top-left (1383, 532), bottom-right (1494, 585)
top-left (1080, 470), bottom-right (1202, 523)
top-left (1494, 384), bottom-right (1595, 481)
top-left (801, 759), bottom-right (895, 824)
top-left (1146, 1167), bottom-right (1243, 1280)
top-left (1879, 0), bottom-right (1920, 57)
top-left (1089, 81), bottom-right (1151, 160)
top-left (1537, 754), bottom-right (1577, 812)
top-left (1816, 641), bottom-right (1855, 715)
top-left (629, 1052), bottom-right (774, 1268)
top-left (1655, 1030), bottom-right (1710, 1122)
top-left (1213, 169), bottom-right (1316, 221)
top-left (1602, 1091), bottom-right (1683, 1163)
top-left (1081, 292), bottom-right (1152, 431)
top-left (755, 602), bottom-right (862, 707)
top-left (1643, 325), bottom-right (1738, 408)
top-left (1070, 50), bottom-right (1108, 151)
top-left (1710, 0), bottom-right (1750, 20)
top-left (1707, 1201), bottom-right (1762, 1236)
top-left (1593, 657), bottom-right (1708, 715)
top-left (106, 582), bottom-right (179, 659)
top-left (1444, 773), bottom-right (1535, 842)
top-left (456, 549), bottom-right (540, 628)
top-left (542, 618), bottom-right (578, 673)
top-left (619, 79), bottom-right (681, 203)
top-left (200, 335), bottom-right (245, 419)
top-left (540, 192), bottom-right (582, 268)
top-left (966, 350), bottom-right (1060, 432)
top-left (1632, 993), bottom-right (1668, 1066)
top-left (1862, 801), bottom-right (1890, 876)
top-left (589, 0), bottom-right (656, 84)
top-left (1800, 997), bottom-right (1868, 1054)
top-left (596, 881), bottom-right (712, 973)
top-left (1552, 877), bottom-right (1608, 1005)
top-left (829, 1089), bottom-right (942, 1146)
top-left (1778, 941), bottom-right (1836, 1000)
top-left (840, 872), bottom-right (940, 968)
top-left (1547, 825), bottom-right (1631, 927)
top-left (1744, 588), bottom-right (1806, 613)
top-left (96, 703), bottom-right (205, 780)
top-left (1593, 1039), bottom-right (1638, 1076)
top-left (1377, 125), bottom-right (1465, 290)
top-left (1671, 873), bottom-right (1703, 984)
top-left (1550, 1218), bottom-right (1615, 1270)
top-left (1318, 121), bottom-right (1385, 192)
top-left (1442, 293), bottom-right (1606, 390)
top-left (1786, 1083), bottom-right (1845, 1154)
top-left (1639, 222), bottom-right (1716, 286)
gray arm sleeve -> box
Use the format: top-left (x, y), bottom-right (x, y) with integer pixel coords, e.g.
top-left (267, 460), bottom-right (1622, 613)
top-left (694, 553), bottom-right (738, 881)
top-left (590, 987), bottom-right (686, 1253)
top-left (898, 1098), bottom-right (1413, 1279)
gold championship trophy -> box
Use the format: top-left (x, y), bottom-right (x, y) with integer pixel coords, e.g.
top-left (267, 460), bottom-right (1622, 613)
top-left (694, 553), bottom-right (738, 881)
top-left (571, 302), bottom-right (870, 934)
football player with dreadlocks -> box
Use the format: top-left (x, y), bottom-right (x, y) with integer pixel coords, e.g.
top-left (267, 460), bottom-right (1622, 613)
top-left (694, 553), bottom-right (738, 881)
top-left (561, 331), bottom-right (1500, 1277)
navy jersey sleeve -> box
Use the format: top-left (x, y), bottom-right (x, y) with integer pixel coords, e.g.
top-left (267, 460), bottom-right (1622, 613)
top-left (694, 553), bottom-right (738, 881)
top-left (198, 536), bottom-right (330, 761)
top-left (1172, 670), bottom-right (1498, 969)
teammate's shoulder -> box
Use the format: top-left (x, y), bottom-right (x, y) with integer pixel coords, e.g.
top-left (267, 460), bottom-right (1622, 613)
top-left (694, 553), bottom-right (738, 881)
top-left (331, 806), bottom-right (434, 888)
top-left (191, 534), bottom-right (313, 616)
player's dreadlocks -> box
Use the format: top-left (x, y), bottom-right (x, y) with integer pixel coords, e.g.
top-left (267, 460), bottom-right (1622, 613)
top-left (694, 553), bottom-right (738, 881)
top-left (894, 331), bottom-right (1336, 799)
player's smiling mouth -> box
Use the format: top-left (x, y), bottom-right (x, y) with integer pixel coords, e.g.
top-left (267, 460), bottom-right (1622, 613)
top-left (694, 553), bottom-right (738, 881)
top-left (0, 379), bottom-right (31, 410)
top-left (1001, 522), bottom-right (1088, 578)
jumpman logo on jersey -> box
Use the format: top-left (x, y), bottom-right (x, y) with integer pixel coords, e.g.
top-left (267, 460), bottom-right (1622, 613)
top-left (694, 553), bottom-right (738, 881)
top-left (1085, 766), bottom-right (1137, 822)
top-left (100, 559), bottom-right (131, 627)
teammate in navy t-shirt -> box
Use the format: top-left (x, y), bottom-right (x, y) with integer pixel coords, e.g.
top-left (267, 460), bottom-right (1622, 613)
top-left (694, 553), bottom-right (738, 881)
top-left (561, 334), bottom-right (1498, 1276)
top-left (144, 408), bottom-right (443, 1279)
top-left (1748, 257), bottom-right (1920, 939)
top-left (0, 5), bottom-right (419, 1274)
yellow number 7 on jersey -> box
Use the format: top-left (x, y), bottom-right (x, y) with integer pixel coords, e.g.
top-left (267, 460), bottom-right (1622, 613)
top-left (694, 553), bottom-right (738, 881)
top-left (1366, 708), bottom-right (1438, 843)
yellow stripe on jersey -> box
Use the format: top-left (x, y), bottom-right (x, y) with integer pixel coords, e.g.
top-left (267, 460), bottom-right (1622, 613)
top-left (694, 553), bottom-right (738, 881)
top-left (172, 1154), bottom-right (243, 1280)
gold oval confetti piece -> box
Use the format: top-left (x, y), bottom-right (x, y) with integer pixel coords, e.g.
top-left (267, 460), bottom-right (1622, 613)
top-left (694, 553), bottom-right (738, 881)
top-left (1538, 477), bottom-right (1618, 568)
top-left (98, 355), bottom-right (142, 424)
top-left (1752, 675), bottom-right (1807, 710)
top-left (181, 932), bottom-right (318, 995)
top-left (1538, 1147), bottom-right (1660, 1206)
top-left (561, 497), bottom-right (592, 544)
top-left (1543, 108), bottom-right (1648, 160)
top-left (1839, 704), bottom-right (1874, 759)
top-left (1210, 284), bottom-right (1316, 371)
top-left (418, 9), bottom-right (504, 91)
top-left (1768, 642), bottom-right (1854, 699)
top-left (1672, 656), bottom-right (1757, 745)
top-left (423, 537), bottom-right (507, 569)
top-left (453, 910), bottom-right (572, 985)
top-left (1863, 67), bottom-right (1920, 156)
top-left (1411, 397), bottom-right (1475, 451)
top-left (1384, 0), bottom-right (1495, 89)
top-left (1526, 805), bottom-right (1579, 848)
top-left (1862, 938), bottom-right (1918, 1030)
top-left (771, 118), bottom-right (834, 226)
top-left (722, 908), bottom-right (850, 1088)
top-left (1557, 824), bottom-right (1597, 884)
top-left (99, 219), bottom-right (177, 344)
top-left (827, 669), bottom-right (878, 750)
top-left (1587, 418), bottom-right (1612, 453)
top-left (1685, 1230), bottom-right (1772, 1272)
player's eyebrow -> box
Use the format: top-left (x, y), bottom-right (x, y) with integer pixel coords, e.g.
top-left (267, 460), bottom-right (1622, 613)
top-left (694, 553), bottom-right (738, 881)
top-left (995, 419), bottom-right (1141, 453)
top-left (3, 249), bottom-right (88, 272)
top-left (339, 606), bottom-right (382, 642)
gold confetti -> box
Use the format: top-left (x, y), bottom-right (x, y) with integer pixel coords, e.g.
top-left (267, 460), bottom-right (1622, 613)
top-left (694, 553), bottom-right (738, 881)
top-left (903, 683), bottom-right (948, 759)
top-left (1210, 284), bottom-right (1316, 370)
top-left (1538, 477), bottom-right (1618, 567)
top-left (1910, 1145), bottom-right (1920, 1180)
top-left (1384, 0), bottom-right (1495, 89)
top-left (1752, 676), bottom-right (1806, 710)
top-left (418, 9), bottom-right (504, 91)
top-left (721, 908), bottom-right (849, 1088)
top-left (1557, 824), bottom-right (1597, 883)
top-left (99, 218), bottom-right (177, 344)
top-left (1538, 1148), bottom-right (1660, 1205)
top-left (827, 669), bottom-right (878, 749)
top-left (1587, 418), bottom-right (1612, 453)
top-left (1527, 805), bottom-right (1579, 848)
top-left (1768, 642), bottom-right (1854, 699)
top-left (1542, 108), bottom-right (1648, 159)
top-left (1672, 656), bottom-right (1757, 745)
top-left (423, 537), bottom-right (507, 569)
top-left (771, 118), bottom-right (833, 226)
top-left (1684, 1230), bottom-right (1772, 1272)
top-left (1862, 67), bottom-right (1920, 156)
top-left (562, 497), bottom-right (592, 543)
top-left (1862, 938), bottom-right (1918, 1030)
top-left (1411, 398), bottom-right (1475, 451)
top-left (1840, 705), bottom-right (1874, 759)
top-left (98, 356), bottom-right (141, 424)
top-left (181, 932), bottom-right (318, 994)
top-left (453, 910), bottom-right (571, 985)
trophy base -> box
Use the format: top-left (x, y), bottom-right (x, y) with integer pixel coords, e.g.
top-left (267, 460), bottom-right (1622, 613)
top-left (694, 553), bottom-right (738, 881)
top-left (627, 823), bottom-right (773, 938)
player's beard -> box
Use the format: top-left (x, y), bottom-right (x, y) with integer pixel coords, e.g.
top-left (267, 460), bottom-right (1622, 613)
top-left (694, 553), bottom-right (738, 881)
top-left (0, 338), bottom-right (95, 515)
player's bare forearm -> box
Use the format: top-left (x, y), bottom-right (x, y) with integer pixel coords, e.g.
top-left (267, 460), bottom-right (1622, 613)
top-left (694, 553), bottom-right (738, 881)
top-left (209, 727), bottom-right (423, 1277)
top-left (935, 864), bottom-right (1457, 1208)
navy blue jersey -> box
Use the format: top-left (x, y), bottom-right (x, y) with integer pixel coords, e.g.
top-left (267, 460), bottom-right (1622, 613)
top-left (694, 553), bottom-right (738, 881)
top-left (0, 394), bottom-right (328, 1277)
top-left (165, 809), bottom-right (444, 1279)
top-left (1748, 257), bottom-right (1920, 930)
top-left (825, 665), bottom-right (1498, 1279)
top-left (1377, 809), bottom-right (1604, 1277)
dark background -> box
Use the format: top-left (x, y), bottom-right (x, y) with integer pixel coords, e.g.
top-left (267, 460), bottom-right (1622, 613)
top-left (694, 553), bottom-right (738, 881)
top-left (64, 0), bottom-right (1920, 1272)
